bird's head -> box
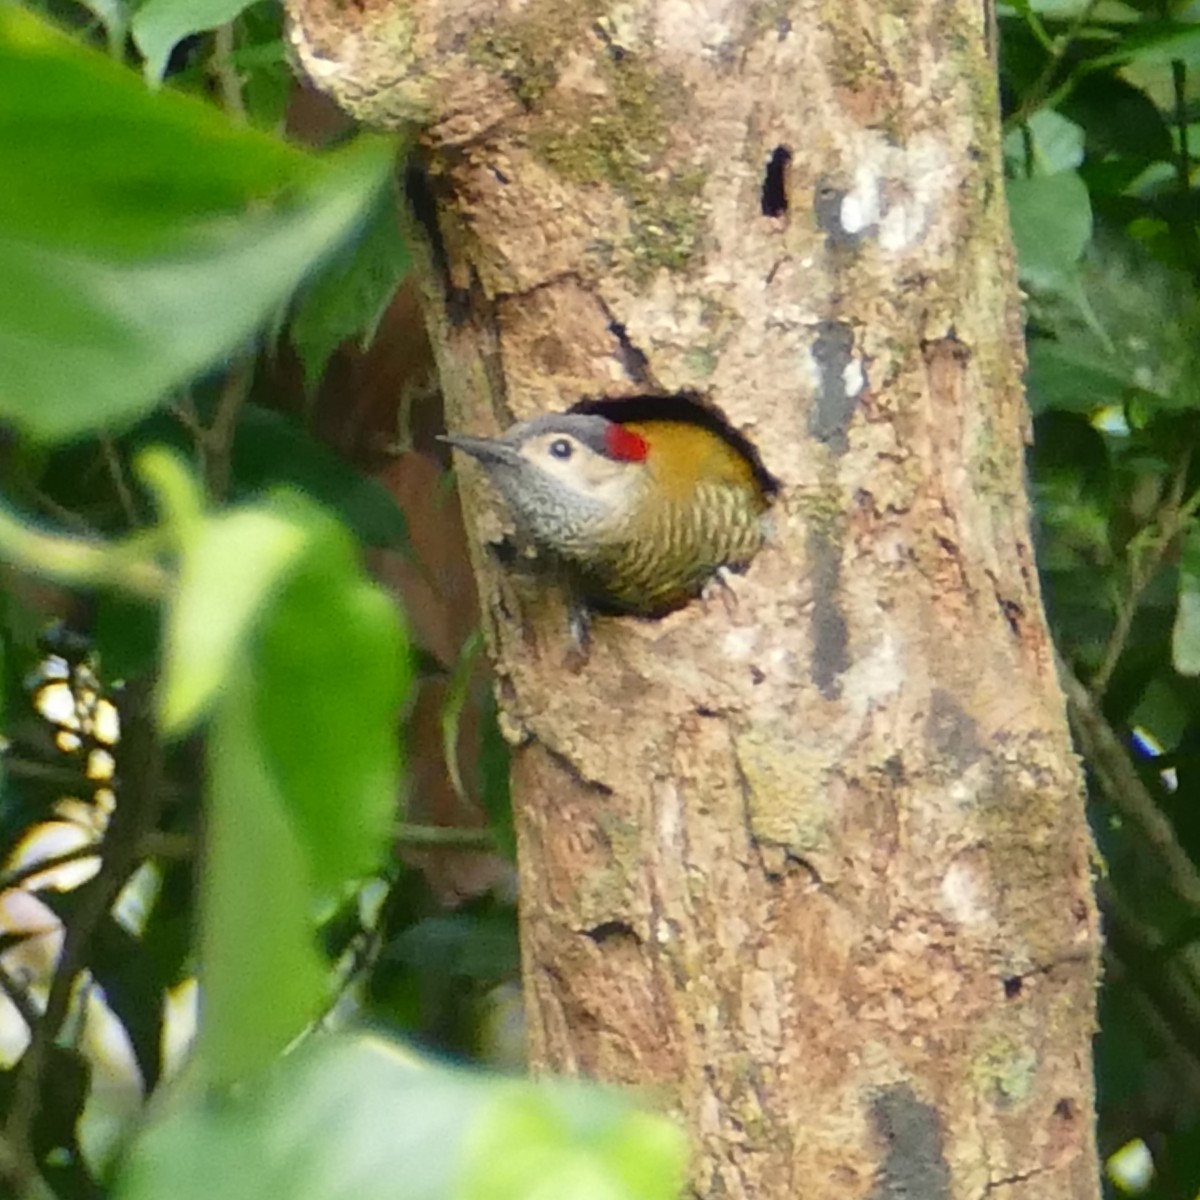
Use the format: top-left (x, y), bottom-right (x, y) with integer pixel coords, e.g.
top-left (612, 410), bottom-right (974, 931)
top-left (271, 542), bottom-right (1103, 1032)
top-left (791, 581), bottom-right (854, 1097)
top-left (442, 414), bottom-right (651, 553)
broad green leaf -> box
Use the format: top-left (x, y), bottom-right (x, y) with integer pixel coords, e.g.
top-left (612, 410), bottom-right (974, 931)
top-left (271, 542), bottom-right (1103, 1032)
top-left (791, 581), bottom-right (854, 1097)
top-left (200, 666), bottom-right (327, 1084)
top-left (1025, 339), bottom-right (1133, 415)
top-left (250, 496), bottom-right (408, 892)
top-left (159, 505), bottom-right (311, 734)
top-left (1007, 170), bottom-right (1092, 293)
top-left (237, 4), bottom-right (291, 129)
top-left (1004, 110), bottom-right (1085, 175)
top-left (1024, 233), bottom-right (1200, 418)
top-left (116, 1034), bottom-right (687, 1200)
top-left (1173, 528), bottom-right (1200, 677)
top-left (0, 7), bottom-right (397, 442)
top-left (0, 8), bottom-right (299, 252)
top-left (391, 912), bottom-right (520, 981)
top-left (1171, 591), bottom-right (1200, 677)
top-left (1024, 0), bottom-right (1100, 13)
top-left (478, 693), bottom-right (515, 860)
top-left (76, 0), bottom-right (131, 52)
top-left (1097, 21), bottom-right (1200, 69)
top-left (462, 1081), bottom-right (687, 1200)
top-left (1130, 677), bottom-right (1188, 752)
top-left (231, 405), bottom-right (410, 550)
top-left (160, 478), bottom-right (405, 879)
top-left (290, 187), bottom-right (412, 389)
top-left (132, 0), bottom-right (257, 83)
top-left (1062, 75), bottom-right (1173, 165)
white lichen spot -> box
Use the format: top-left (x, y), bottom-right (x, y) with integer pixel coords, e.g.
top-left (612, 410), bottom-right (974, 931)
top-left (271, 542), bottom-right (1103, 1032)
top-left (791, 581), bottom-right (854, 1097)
top-left (840, 164), bottom-right (882, 234)
top-left (722, 626), bottom-right (758, 659)
top-left (878, 134), bottom-right (957, 252)
top-left (802, 341), bottom-right (827, 390)
top-left (596, 4), bottom-right (644, 53)
top-left (940, 860), bottom-right (990, 927)
top-left (841, 631), bottom-right (903, 718)
top-left (842, 358), bottom-right (865, 398)
top-left (656, 917), bottom-right (673, 944)
top-left (832, 130), bottom-right (958, 253)
top-left (657, 781), bottom-right (681, 849)
top-left (949, 779), bottom-right (975, 805)
top-left (657, 0), bottom-right (739, 58)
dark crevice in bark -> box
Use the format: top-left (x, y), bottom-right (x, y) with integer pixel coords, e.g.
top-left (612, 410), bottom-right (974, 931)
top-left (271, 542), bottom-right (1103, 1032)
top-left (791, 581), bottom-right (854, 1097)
top-left (761, 146), bottom-right (792, 217)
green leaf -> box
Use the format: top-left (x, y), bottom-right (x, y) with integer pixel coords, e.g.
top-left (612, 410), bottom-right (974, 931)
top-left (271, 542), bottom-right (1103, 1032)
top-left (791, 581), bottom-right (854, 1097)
top-left (1062, 74), bottom-right (1173, 165)
top-left (1004, 110), bottom-right (1085, 175)
top-left (478, 693), bottom-right (515, 861)
top-left (116, 1034), bottom-right (687, 1200)
top-left (1172, 590), bottom-right (1200, 676)
top-left (1173, 528), bottom-right (1200, 677)
top-left (0, 6), bottom-right (397, 442)
top-left (462, 1081), bottom-right (687, 1200)
top-left (159, 505), bottom-right (311, 735)
top-left (290, 187), bottom-right (412, 390)
top-left (1023, 0), bottom-right (1099, 14)
top-left (76, 0), bottom-right (131, 53)
top-left (1024, 233), bottom-right (1200, 418)
top-left (231, 406), bottom-right (410, 550)
top-left (1025, 339), bottom-right (1133, 415)
top-left (1130, 676), bottom-right (1189, 752)
top-left (199, 665), bottom-right (328, 1085)
top-left (1007, 170), bottom-right (1093, 293)
top-left (1097, 21), bottom-right (1200, 69)
top-left (250, 495), bottom-right (409, 893)
top-left (132, 0), bottom-right (257, 83)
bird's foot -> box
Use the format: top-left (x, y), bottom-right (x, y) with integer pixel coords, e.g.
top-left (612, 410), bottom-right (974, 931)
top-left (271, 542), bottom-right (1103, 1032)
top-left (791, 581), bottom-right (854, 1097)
top-left (564, 601), bottom-right (592, 671)
top-left (700, 566), bottom-right (741, 617)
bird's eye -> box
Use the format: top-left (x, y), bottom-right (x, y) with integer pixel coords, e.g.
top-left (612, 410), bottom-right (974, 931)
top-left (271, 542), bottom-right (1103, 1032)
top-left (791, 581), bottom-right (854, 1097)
top-left (548, 438), bottom-right (573, 460)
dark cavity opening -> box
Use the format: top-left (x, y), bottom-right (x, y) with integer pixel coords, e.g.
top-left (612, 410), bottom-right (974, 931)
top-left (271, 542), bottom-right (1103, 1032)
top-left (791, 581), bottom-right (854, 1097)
top-left (607, 320), bottom-right (650, 384)
top-left (569, 391), bottom-right (779, 499)
top-left (1003, 976), bottom-right (1022, 999)
top-left (585, 920), bottom-right (638, 945)
top-left (761, 146), bottom-right (792, 217)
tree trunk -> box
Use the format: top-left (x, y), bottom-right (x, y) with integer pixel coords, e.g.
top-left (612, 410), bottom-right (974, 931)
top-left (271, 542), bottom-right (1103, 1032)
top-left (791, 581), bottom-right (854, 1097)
top-left (287, 2), bottom-right (1102, 1196)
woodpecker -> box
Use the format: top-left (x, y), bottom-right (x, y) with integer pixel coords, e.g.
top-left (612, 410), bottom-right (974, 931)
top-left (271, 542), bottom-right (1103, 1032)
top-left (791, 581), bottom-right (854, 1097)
top-left (443, 412), bottom-right (769, 616)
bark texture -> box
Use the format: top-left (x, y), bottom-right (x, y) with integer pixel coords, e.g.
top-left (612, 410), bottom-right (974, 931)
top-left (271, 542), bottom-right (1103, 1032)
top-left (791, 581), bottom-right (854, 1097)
top-left (288, 2), bottom-right (1102, 1197)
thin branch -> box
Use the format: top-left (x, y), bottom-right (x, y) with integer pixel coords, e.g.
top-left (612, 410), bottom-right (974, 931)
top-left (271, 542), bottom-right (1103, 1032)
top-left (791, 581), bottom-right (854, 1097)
top-left (171, 361), bottom-right (253, 502)
top-left (1091, 453), bottom-right (1199, 695)
top-left (100, 437), bottom-right (143, 529)
top-left (1102, 944), bottom-right (1200, 1109)
top-left (205, 357), bottom-right (253, 501)
top-left (0, 961), bottom-right (43, 1035)
top-left (395, 822), bottom-right (495, 848)
top-left (211, 23), bottom-right (247, 122)
top-left (24, 488), bottom-right (96, 537)
top-left (1099, 881), bottom-right (1200, 1063)
top-left (1005, 0), bottom-right (1101, 131)
top-left (0, 845), bottom-right (101, 894)
top-left (1172, 59), bottom-right (1192, 195)
top-left (1061, 663), bottom-right (1200, 914)
top-left (2, 756), bottom-right (103, 791)
top-left (0, 1131), bottom-right (56, 1200)
top-left (0, 505), bottom-right (169, 602)
top-left (1, 682), bottom-right (165, 1195)
top-left (0, 833), bottom-right (193, 895)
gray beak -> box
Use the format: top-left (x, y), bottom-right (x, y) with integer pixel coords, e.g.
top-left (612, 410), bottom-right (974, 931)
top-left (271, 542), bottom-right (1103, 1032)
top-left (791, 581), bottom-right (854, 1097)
top-left (439, 433), bottom-right (520, 468)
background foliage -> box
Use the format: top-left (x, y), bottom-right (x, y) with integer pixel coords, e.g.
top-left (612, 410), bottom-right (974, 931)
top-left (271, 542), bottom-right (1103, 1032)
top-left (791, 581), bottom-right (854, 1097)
top-left (0, 4), bottom-right (681, 1198)
top-left (1000, 4), bottom-right (1200, 1196)
top-left (0, 0), bottom-right (1197, 1196)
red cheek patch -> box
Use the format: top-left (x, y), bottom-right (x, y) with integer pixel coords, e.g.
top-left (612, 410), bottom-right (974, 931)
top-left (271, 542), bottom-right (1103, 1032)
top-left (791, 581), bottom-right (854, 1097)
top-left (604, 423), bottom-right (650, 462)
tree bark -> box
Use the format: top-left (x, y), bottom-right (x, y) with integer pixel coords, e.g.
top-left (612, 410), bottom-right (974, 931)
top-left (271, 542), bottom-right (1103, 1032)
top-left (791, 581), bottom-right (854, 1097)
top-left (287, 2), bottom-right (1102, 1196)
